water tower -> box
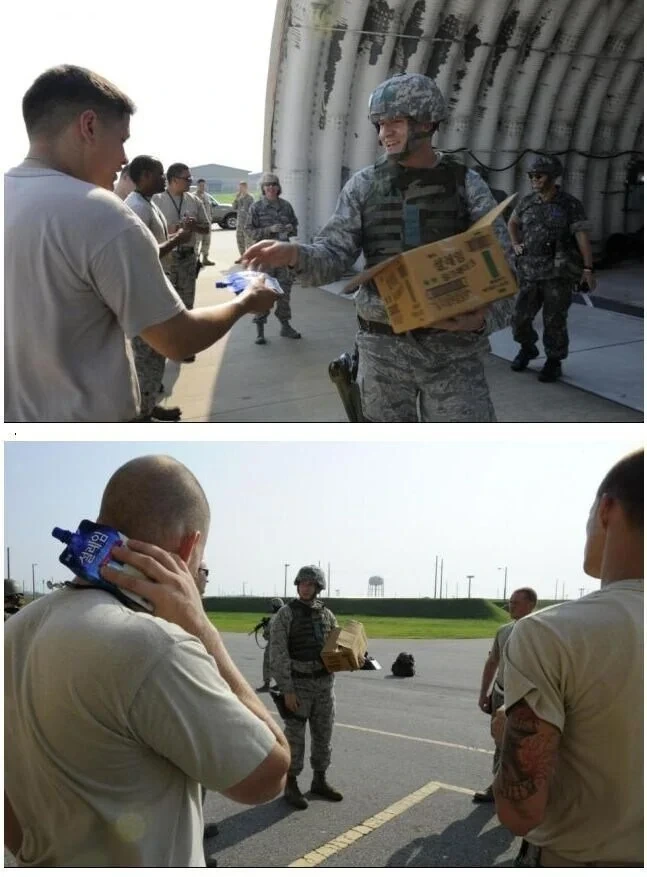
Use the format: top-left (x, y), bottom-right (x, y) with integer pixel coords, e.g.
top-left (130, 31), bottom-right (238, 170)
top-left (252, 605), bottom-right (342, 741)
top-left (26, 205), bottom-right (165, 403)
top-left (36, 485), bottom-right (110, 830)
top-left (368, 575), bottom-right (384, 598)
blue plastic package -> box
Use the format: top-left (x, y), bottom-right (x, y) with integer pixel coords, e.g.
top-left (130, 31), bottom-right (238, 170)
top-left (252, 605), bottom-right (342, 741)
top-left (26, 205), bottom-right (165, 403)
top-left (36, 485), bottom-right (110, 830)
top-left (52, 520), bottom-right (154, 613)
top-left (215, 270), bottom-right (284, 296)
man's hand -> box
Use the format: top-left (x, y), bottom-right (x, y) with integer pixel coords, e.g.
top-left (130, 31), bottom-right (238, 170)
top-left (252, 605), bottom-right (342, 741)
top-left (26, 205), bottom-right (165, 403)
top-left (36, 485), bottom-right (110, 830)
top-left (491, 706), bottom-right (506, 746)
top-left (174, 226), bottom-right (193, 245)
top-left (284, 693), bottom-right (300, 713)
top-left (580, 269), bottom-right (597, 291)
top-left (102, 540), bottom-right (209, 640)
top-left (237, 274), bottom-right (281, 314)
top-left (182, 216), bottom-right (198, 233)
top-left (478, 693), bottom-right (491, 713)
top-left (512, 243), bottom-right (524, 256)
top-left (240, 240), bottom-right (298, 270)
top-left (432, 306), bottom-right (488, 333)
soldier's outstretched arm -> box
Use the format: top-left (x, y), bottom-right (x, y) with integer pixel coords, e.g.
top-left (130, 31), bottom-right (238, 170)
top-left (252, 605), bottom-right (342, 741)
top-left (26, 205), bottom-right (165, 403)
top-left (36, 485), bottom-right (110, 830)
top-left (269, 609), bottom-right (294, 694)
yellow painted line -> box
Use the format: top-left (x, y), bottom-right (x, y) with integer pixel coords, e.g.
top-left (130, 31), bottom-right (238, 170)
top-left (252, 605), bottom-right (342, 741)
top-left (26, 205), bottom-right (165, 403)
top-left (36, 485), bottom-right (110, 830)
top-left (336, 721), bottom-right (494, 755)
top-left (288, 779), bottom-right (476, 867)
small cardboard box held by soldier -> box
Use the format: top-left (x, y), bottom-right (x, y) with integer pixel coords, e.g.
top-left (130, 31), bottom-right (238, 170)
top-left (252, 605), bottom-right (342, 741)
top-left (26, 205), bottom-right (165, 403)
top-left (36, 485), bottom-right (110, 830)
top-left (343, 195), bottom-right (517, 333)
top-left (321, 621), bottom-right (368, 672)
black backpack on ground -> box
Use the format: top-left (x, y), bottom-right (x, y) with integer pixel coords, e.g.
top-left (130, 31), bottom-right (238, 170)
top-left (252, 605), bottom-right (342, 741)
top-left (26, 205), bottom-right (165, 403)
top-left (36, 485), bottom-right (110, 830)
top-left (391, 652), bottom-right (415, 677)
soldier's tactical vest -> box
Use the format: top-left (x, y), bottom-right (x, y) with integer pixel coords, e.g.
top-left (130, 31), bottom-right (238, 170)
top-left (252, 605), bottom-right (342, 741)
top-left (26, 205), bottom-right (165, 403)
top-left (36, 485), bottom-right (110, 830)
top-left (363, 157), bottom-right (471, 269)
top-left (288, 599), bottom-right (329, 662)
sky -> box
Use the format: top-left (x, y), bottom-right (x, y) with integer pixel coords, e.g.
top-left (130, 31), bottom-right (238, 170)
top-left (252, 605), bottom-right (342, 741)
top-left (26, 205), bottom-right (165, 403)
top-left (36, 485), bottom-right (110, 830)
top-left (1, 0), bottom-right (278, 174)
top-left (4, 438), bottom-right (642, 602)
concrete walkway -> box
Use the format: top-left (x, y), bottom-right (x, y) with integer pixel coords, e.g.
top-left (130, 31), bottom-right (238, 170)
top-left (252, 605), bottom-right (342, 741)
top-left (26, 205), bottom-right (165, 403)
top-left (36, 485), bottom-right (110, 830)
top-left (162, 229), bottom-right (642, 423)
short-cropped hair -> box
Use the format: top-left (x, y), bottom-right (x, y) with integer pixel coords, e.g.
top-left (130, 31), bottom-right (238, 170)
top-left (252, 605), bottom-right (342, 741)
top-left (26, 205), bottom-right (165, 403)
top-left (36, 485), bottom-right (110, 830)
top-left (167, 163), bottom-right (190, 181)
top-left (597, 448), bottom-right (643, 529)
top-left (129, 155), bottom-right (162, 184)
top-left (514, 588), bottom-right (538, 606)
top-left (197, 178), bottom-right (206, 183)
top-left (23, 65), bottom-right (135, 138)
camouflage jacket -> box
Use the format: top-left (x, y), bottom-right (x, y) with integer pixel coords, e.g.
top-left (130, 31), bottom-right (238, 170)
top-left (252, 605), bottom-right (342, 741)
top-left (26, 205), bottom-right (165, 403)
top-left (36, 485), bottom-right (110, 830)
top-left (510, 188), bottom-right (591, 281)
top-left (232, 191), bottom-right (255, 223)
top-left (294, 153), bottom-right (516, 339)
top-left (269, 598), bottom-right (337, 694)
top-left (246, 196), bottom-right (298, 243)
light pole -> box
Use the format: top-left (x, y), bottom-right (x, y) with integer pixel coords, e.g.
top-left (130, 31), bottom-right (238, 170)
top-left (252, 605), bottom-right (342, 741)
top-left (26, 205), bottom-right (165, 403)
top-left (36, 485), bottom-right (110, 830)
top-left (497, 566), bottom-right (508, 601)
top-left (31, 563), bottom-right (38, 601)
top-left (283, 563), bottom-right (290, 599)
top-left (466, 575), bottom-right (474, 598)
top-left (433, 555), bottom-right (438, 598)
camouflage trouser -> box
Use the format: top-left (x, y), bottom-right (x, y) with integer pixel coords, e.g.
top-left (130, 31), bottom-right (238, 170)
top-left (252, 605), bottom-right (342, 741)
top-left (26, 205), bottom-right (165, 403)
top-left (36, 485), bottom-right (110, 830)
top-left (236, 226), bottom-right (248, 257)
top-left (132, 337), bottom-right (165, 417)
top-left (511, 277), bottom-right (573, 360)
top-left (168, 252), bottom-right (198, 310)
top-left (262, 642), bottom-right (271, 683)
top-left (356, 330), bottom-right (496, 423)
top-left (252, 267), bottom-right (293, 324)
top-left (284, 674), bottom-right (335, 776)
top-left (196, 232), bottom-right (211, 260)
top-left (491, 687), bottom-right (505, 776)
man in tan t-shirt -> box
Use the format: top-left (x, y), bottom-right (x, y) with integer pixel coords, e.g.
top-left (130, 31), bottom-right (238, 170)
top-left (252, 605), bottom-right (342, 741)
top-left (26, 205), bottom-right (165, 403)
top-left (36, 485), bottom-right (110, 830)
top-left (473, 587), bottom-right (537, 803)
top-left (493, 448), bottom-right (643, 867)
top-left (4, 455), bottom-right (291, 866)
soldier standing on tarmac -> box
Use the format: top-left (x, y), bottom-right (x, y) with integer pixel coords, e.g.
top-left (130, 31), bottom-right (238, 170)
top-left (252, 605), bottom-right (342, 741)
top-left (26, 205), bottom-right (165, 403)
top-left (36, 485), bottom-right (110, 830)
top-left (270, 565), bottom-right (343, 809)
top-left (243, 73), bottom-right (515, 422)
top-left (256, 597), bottom-right (284, 693)
top-left (508, 154), bottom-right (596, 383)
top-left (194, 179), bottom-right (216, 266)
top-left (232, 181), bottom-right (255, 256)
top-left (245, 173), bottom-right (302, 345)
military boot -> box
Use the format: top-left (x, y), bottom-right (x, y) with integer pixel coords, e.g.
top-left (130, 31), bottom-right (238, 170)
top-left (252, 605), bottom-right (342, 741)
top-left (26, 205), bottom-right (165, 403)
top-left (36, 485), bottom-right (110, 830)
top-left (310, 771), bottom-right (343, 801)
top-left (279, 320), bottom-right (302, 339)
top-left (255, 323), bottom-right (267, 345)
top-left (538, 358), bottom-right (562, 382)
top-left (510, 345), bottom-right (539, 372)
top-left (284, 774), bottom-right (308, 809)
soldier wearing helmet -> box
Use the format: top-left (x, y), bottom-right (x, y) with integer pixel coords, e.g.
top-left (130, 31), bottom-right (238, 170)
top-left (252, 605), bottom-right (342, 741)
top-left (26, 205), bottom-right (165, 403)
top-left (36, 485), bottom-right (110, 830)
top-left (5, 578), bottom-right (25, 621)
top-left (243, 73), bottom-right (515, 422)
top-left (269, 565), bottom-right (343, 808)
top-left (508, 153), bottom-right (596, 382)
top-left (245, 173), bottom-right (301, 345)
top-left (255, 596), bottom-right (285, 693)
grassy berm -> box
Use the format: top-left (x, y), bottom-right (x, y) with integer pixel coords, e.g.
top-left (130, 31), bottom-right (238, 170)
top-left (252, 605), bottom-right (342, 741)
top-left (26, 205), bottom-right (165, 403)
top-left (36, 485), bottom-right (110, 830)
top-left (207, 612), bottom-right (509, 640)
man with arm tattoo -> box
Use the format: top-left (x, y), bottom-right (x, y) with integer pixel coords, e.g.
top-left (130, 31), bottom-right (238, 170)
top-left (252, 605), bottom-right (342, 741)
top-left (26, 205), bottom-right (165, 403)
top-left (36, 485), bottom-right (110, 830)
top-left (493, 448), bottom-right (643, 867)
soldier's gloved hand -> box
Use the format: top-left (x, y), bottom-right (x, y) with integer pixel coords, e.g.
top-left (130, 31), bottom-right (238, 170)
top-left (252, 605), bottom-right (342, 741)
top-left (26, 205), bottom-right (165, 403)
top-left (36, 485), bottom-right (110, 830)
top-left (238, 273), bottom-right (281, 314)
top-left (432, 306), bottom-right (488, 333)
top-left (512, 243), bottom-right (524, 256)
top-left (284, 692), bottom-right (300, 713)
top-left (240, 240), bottom-right (298, 270)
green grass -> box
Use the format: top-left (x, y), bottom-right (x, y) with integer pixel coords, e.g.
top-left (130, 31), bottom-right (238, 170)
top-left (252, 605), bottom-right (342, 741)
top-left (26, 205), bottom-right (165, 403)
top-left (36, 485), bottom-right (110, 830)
top-left (212, 193), bottom-right (236, 204)
top-left (207, 612), bottom-right (503, 640)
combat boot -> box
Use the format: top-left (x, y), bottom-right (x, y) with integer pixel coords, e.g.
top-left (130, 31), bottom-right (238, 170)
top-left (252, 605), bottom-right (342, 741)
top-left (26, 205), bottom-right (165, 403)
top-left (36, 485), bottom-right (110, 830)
top-left (279, 320), bottom-right (302, 339)
top-left (310, 771), bottom-right (343, 801)
top-left (284, 774), bottom-right (309, 809)
top-left (538, 358), bottom-right (562, 382)
top-left (255, 682), bottom-right (271, 693)
top-left (255, 323), bottom-right (267, 345)
top-left (510, 345), bottom-right (539, 371)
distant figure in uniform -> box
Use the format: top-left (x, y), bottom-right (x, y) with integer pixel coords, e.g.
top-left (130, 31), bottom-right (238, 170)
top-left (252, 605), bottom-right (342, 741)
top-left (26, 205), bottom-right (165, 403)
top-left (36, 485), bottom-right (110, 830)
top-left (270, 565), bottom-right (343, 809)
top-left (494, 448), bottom-right (643, 868)
top-left (113, 163), bottom-right (134, 200)
top-left (472, 588), bottom-right (537, 803)
top-left (245, 173), bottom-right (301, 345)
top-left (232, 181), bottom-right (254, 256)
top-left (508, 154), bottom-right (596, 383)
top-left (194, 179), bottom-right (215, 266)
top-left (256, 597), bottom-right (284, 693)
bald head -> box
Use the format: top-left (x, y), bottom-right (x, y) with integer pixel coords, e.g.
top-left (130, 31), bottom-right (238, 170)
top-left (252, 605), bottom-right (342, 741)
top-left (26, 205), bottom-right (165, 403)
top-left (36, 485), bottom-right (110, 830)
top-left (97, 455), bottom-right (210, 548)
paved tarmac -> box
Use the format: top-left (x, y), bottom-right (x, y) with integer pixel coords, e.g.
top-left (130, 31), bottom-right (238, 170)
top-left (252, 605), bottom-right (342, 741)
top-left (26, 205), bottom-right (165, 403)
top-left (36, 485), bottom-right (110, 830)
top-left (161, 229), bottom-right (642, 423)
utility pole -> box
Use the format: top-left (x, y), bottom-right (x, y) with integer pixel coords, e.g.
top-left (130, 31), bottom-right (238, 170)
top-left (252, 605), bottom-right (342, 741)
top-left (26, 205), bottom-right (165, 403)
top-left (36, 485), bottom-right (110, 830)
top-left (327, 562), bottom-right (331, 591)
top-left (434, 555), bottom-right (438, 599)
top-left (283, 563), bottom-right (290, 599)
top-left (578, 587), bottom-right (585, 598)
top-left (6, 546), bottom-right (10, 578)
top-left (561, 580), bottom-right (566, 600)
top-left (31, 563), bottom-right (38, 602)
top-left (498, 566), bottom-right (508, 601)
top-left (466, 575), bottom-right (474, 598)
top-left (554, 578), bottom-right (559, 600)
top-left (439, 558), bottom-right (444, 598)
top-left (242, 581), bottom-right (246, 597)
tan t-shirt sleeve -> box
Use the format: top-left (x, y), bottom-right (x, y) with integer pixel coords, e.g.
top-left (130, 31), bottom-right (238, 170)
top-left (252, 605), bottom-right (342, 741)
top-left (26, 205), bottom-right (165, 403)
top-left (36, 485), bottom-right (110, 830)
top-left (502, 617), bottom-right (566, 732)
top-left (128, 637), bottom-right (276, 791)
top-left (88, 223), bottom-right (185, 338)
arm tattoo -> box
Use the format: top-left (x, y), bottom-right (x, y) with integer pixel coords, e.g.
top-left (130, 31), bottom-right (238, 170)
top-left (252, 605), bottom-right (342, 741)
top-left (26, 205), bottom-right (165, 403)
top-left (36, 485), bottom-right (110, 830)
top-left (498, 699), bottom-right (557, 802)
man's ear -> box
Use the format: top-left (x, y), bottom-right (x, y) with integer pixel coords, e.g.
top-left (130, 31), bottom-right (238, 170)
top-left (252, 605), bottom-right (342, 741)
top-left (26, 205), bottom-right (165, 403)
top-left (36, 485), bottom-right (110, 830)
top-left (597, 494), bottom-right (613, 531)
top-left (177, 530), bottom-right (202, 565)
top-left (78, 109), bottom-right (98, 144)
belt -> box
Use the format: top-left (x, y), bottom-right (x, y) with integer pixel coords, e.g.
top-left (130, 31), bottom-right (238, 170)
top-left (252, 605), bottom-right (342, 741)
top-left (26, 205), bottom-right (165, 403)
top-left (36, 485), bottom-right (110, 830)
top-left (357, 316), bottom-right (434, 337)
top-left (291, 668), bottom-right (330, 679)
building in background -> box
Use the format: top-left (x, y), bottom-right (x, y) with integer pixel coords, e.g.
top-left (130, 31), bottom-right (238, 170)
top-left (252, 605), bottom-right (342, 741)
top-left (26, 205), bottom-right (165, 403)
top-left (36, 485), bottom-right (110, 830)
top-left (190, 163), bottom-right (252, 194)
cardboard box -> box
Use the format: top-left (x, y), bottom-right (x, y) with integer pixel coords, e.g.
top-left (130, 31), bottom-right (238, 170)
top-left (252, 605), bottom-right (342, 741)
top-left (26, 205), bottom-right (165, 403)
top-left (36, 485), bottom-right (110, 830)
top-left (321, 621), bottom-right (368, 672)
top-left (343, 195), bottom-right (517, 333)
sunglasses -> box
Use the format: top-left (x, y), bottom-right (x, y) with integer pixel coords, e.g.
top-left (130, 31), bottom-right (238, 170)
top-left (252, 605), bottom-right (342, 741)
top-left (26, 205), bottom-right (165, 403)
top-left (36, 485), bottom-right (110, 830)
top-left (264, 182), bottom-right (279, 187)
top-left (528, 173), bottom-right (547, 180)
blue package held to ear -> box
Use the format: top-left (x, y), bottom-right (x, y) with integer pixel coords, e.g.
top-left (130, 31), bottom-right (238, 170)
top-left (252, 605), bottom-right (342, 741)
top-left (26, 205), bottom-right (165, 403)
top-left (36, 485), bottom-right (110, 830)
top-left (52, 520), bottom-right (154, 613)
top-left (215, 270), bottom-right (284, 296)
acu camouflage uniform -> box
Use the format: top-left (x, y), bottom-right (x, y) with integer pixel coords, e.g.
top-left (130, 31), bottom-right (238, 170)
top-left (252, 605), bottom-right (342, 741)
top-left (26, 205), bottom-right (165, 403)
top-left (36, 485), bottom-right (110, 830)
top-left (293, 155), bottom-right (515, 422)
top-left (511, 188), bottom-right (591, 361)
top-left (153, 190), bottom-right (210, 310)
top-left (246, 195), bottom-right (299, 325)
top-left (194, 190), bottom-right (213, 261)
top-left (270, 598), bottom-right (337, 777)
top-left (232, 191), bottom-right (255, 255)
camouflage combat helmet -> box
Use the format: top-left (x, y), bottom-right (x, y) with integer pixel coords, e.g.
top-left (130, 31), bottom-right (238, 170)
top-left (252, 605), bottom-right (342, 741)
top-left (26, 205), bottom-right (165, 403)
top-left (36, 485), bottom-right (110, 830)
top-left (528, 154), bottom-right (563, 180)
top-left (368, 73), bottom-right (447, 128)
top-left (4, 578), bottom-right (22, 597)
top-left (260, 172), bottom-right (282, 195)
top-left (270, 597), bottom-right (284, 612)
top-left (294, 565), bottom-right (326, 592)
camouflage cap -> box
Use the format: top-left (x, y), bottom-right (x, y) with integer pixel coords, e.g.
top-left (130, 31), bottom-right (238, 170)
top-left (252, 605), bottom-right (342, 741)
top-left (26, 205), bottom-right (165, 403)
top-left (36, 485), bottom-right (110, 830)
top-left (528, 153), bottom-right (563, 179)
top-left (294, 565), bottom-right (326, 591)
top-left (4, 578), bottom-right (22, 597)
top-left (260, 172), bottom-right (281, 186)
top-left (270, 597), bottom-right (284, 611)
top-left (368, 73), bottom-right (447, 126)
